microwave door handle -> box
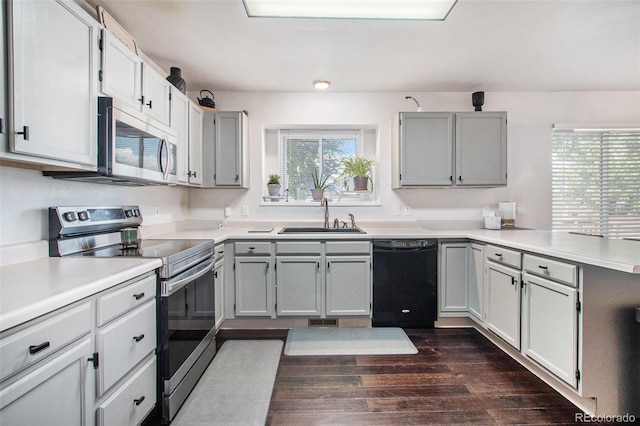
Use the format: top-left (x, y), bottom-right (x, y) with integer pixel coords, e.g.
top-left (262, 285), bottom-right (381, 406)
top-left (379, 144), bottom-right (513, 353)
top-left (163, 258), bottom-right (215, 296)
top-left (157, 138), bottom-right (170, 180)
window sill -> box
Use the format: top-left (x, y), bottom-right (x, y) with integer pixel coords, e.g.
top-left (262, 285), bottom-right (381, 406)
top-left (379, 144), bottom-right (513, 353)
top-left (259, 199), bottom-right (381, 207)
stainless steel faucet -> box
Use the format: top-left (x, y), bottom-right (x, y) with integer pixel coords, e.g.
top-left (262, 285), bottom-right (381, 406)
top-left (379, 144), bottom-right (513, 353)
top-left (321, 197), bottom-right (329, 228)
top-left (348, 213), bottom-right (356, 228)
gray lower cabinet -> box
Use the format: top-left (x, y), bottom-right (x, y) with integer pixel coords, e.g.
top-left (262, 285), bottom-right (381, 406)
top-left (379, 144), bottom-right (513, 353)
top-left (325, 255), bottom-right (371, 316)
top-left (484, 245), bottom-right (522, 350)
top-left (393, 111), bottom-right (507, 187)
top-left (0, 336), bottom-right (92, 426)
top-left (234, 241), bottom-right (371, 318)
top-left (276, 256), bottom-right (322, 316)
top-left (439, 242), bottom-right (470, 314)
top-left (468, 243), bottom-right (485, 321)
top-left (0, 271), bottom-right (157, 426)
top-left (235, 256), bottom-right (274, 317)
top-left (521, 254), bottom-right (579, 388)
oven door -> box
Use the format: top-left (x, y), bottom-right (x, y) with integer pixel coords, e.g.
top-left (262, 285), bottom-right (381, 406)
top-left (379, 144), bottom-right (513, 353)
top-left (158, 257), bottom-right (216, 422)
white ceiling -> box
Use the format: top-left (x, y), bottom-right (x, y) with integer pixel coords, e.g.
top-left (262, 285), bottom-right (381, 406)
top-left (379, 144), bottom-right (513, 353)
top-left (85, 0), bottom-right (640, 93)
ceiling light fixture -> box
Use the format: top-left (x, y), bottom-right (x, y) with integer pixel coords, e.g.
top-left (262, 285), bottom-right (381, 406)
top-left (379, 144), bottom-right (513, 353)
top-left (313, 80), bottom-right (331, 90)
top-left (243, 0), bottom-right (458, 21)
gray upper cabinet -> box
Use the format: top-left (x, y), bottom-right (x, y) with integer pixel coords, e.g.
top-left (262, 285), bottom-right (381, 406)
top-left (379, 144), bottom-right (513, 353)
top-left (5, 0), bottom-right (99, 169)
top-left (100, 31), bottom-right (171, 127)
top-left (393, 111), bottom-right (507, 187)
top-left (398, 112), bottom-right (454, 186)
top-left (455, 112), bottom-right (507, 186)
top-left (202, 111), bottom-right (249, 188)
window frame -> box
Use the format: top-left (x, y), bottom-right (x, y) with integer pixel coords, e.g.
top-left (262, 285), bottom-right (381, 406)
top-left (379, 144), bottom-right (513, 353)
top-left (551, 124), bottom-right (640, 239)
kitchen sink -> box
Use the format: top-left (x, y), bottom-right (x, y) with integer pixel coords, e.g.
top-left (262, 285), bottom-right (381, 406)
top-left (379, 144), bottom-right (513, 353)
top-left (279, 227), bottom-right (366, 234)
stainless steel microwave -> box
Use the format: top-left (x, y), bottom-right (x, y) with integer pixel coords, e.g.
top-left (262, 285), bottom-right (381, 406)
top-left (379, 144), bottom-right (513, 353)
top-left (44, 97), bottom-right (178, 186)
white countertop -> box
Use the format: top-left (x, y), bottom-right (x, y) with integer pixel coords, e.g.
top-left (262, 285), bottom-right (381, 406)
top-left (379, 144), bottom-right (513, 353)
top-left (1, 222), bottom-right (637, 332)
top-left (152, 224), bottom-right (640, 274)
top-left (0, 257), bottom-right (161, 332)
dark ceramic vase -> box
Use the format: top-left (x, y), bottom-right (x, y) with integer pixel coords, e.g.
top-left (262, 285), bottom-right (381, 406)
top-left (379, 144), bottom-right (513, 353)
top-left (166, 67), bottom-right (186, 94)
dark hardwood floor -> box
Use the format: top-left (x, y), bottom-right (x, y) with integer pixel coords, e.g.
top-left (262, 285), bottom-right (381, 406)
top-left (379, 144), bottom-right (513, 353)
top-left (218, 328), bottom-right (584, 425)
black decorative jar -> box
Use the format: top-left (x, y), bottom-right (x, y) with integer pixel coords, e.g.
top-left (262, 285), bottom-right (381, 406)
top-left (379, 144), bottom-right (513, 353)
top-left (166, 67), bottom-right (186, 94)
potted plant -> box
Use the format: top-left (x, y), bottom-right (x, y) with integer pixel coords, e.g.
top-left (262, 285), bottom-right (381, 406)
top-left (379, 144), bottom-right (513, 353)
top-left (310, 169), bottom-right (330, 201)
top-left (340, 156), bottom-right (375, 191)
top-left (267, 174), bottom-right (281, 196)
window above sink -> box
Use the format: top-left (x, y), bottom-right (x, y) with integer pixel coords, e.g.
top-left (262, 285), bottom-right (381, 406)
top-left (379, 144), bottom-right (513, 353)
top-left (263, 125), bottom-right (379, 206)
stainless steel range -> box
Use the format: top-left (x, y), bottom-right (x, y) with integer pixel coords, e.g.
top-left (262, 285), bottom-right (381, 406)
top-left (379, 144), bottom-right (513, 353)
top-left (49, 206), bottom-right (216, 424)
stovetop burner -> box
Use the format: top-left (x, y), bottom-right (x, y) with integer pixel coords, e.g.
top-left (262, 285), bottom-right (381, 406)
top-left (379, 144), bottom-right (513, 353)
top-left (49, 206), bottom-right (214, 279)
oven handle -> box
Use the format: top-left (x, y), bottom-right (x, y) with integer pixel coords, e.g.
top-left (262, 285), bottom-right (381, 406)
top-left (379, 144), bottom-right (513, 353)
top-left (162, 258), bottom-right (215, 296)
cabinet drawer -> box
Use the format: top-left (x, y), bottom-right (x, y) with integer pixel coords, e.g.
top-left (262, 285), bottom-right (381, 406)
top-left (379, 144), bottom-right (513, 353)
top-left (325, 241), bottom-right (371, 255)
top-left (215, 244), bottom-right (225, 261)
top-left (96, 356), bottom-right (156, 426)
top-left (97, 301), bottom-right (156, 396)
top-left (276, 242), bottom-right (322, 255)
top-left (235, 242), bottom-right (271, 255)
top-left (486, 245), bottom-right (521, 269)
top-left (523, 254), bottom-right (577, 287)
top-left (0, 302), bottom-right (91, 382)
top-left (97, 275), bottom-right (156, 326)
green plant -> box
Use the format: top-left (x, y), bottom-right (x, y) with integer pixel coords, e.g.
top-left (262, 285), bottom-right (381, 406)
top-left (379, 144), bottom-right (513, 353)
top-left (311, 169), bottom-right (330, 189)
top-left (267, 174), bottom-right (280, 184)
top-left (340, 156), bottom-right (375, 178)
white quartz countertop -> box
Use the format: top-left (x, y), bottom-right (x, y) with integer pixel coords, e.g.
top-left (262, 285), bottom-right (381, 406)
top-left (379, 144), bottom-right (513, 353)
top-left (0, 257), bottom-right (161, 332)
top-left (151, 224), bottom-right (640, 274)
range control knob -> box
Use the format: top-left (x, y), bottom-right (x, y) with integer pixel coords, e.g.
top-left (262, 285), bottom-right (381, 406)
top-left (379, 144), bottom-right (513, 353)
top-left (125, 209), bottom-right (134, 218)
top-left (77, 211), bottom-right (89, 221)
top-left (63, 212), bottom-right (78, 222)
top-left (133, 209), bottom-right (140, 217)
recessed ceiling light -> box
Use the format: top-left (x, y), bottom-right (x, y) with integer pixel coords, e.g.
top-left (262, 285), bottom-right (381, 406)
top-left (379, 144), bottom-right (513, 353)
top-left (243, 0), bottom-right (458, 21)
top-left (313, 80), bottom-right (331, 90)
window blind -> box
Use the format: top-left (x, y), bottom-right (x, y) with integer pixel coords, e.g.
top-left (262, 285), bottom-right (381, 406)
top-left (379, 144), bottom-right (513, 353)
top-left (552, 127), bottom-right (640, 238)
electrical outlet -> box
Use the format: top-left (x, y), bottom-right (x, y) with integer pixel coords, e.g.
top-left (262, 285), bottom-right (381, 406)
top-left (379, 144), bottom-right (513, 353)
top-left (224, 206), bottom-right (232, 218)
top-left (403, 205), bottom-right (411, 216)
top-left (154, 206), bottom-right (160, 219)
top-left (241, 205), bottom-right (249, 216)
top-left (393, 205), bottom-right (401, 216)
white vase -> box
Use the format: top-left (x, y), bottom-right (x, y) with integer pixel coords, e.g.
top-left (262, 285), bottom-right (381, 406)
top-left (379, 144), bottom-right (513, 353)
top-left (311, 188), bottom-right (324, 201)
top-left (267, 184), bottom-right (280, 196)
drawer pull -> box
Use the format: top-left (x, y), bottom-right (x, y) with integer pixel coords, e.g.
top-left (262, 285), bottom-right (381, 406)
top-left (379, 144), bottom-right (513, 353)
top-left (28, 341), bottom-right (50, 355)
top-left (133, 292), bottom-right (145, 300)
top-left (495, 253), bottom-right (503, 258)
top-left (248, 247), bottom-right (255, 250)
top-left (511, 277), bottom-right (517, 286)
top-left (133, 334), bottom-right (145, 342)
top-left (538, 265), bottom-right (549, 272)
top-left (134, 396), bottom-right (145, 406)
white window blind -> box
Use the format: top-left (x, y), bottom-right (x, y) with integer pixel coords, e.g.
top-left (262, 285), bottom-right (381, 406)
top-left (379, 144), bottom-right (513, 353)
top-left (279, 130), bottom-right (361, 199)
top-left (552, 127), bottom-right (640, 238)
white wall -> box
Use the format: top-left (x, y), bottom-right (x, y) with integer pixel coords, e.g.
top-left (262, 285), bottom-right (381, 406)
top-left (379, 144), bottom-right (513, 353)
top-left (188, 90), bottom-right (640, 228)
top-left (1, 90), bottom-right (637, 246)
top-left (0, 166), bottom-right (189, 245)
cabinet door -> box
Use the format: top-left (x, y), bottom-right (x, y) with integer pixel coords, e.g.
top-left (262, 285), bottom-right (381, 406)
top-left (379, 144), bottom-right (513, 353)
top-left (188, 101), bottom-right (204, 185)
top-left (399, 112), bottom-right (453, 186)
top-left (171, 89), bottom-right (190, 183)
top-left (522, 272), bottom-right (579, 388)
top-left (10, 0), bottom-right (98, 167)
top-left (326, 256), bottom-right (371, 316)
top-left (0, 3), bottom-right (6, 151)
top-left (455, 112), bottom-right (507, 186)
top-left (141, 63), bottom-right (171, 126)
top-left (276, 256), bottom-right (322, 316)
top-left (486, 261), bottom-right (521, 349)
top-left (235, 257), bottom-right (273, 317)
top-left (100, 30), bottom-right (142, 110)
top-left (214, 111), bottom-right (243, 186)
top-left (0, 338), bottom-right (91, 426)
top-left (439, 242), bottom-right (469, 313)
top-left (214, 260), bottom-right (225, 329)
top-left (468, 243), bottom-right (485, 321)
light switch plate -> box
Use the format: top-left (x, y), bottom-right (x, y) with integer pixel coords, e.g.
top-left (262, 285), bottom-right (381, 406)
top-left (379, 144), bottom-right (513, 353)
top-left (241, 205), bottom-right (249, 216)
top-left (393, 205), bottom-right (401, 216)
top-left (403, 205), bottom-right (411, 216)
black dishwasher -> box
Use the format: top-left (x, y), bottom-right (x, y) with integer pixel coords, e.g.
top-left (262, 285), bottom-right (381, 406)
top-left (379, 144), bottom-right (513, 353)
top-left (372, 239), bottom-right (438, 328)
